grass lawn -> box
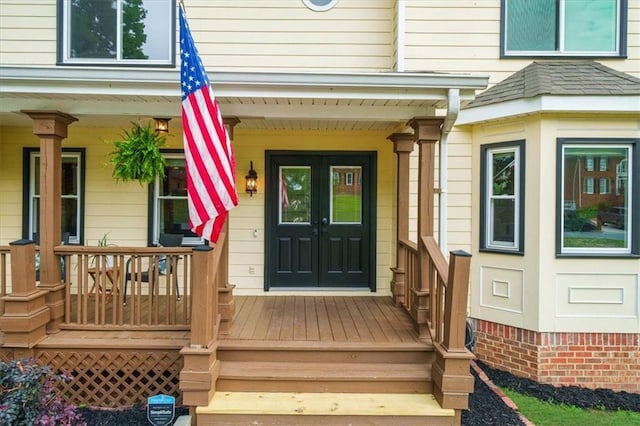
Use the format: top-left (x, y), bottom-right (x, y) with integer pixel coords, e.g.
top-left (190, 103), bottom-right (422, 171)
top-left (503, 388), bottom-right (640, 426)
top-left (332, 193), bottom-right (361, 222)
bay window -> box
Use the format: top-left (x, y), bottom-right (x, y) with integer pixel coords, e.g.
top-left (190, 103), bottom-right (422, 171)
top-left (557, 139), bottom-right (639, 256)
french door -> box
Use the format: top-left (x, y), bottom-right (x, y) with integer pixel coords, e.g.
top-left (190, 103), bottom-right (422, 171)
top-left (266, 151), bottom-right (376, 289)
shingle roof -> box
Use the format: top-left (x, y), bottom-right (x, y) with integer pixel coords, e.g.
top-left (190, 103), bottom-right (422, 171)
top-left (467, 61), bottom-right (640, 108)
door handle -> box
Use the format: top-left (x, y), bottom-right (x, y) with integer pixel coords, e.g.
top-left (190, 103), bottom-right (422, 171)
top-left (321, 218), bottom-right (328, 226)
top-left (312, 221), bottom-right (318, 236)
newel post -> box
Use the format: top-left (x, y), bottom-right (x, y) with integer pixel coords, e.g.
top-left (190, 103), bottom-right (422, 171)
top-left (180, 245), bottom-right (220, 407)
top-left (408, 117), bottom-right (443, 339)
top-left (432, 250), bottom-right (474, 410)
top-left (387, 132), bottom-right (415, 306)
top-left (0, 240), bottom-right (50, 351)
top-left (22, 110), bottom-right (77, 334)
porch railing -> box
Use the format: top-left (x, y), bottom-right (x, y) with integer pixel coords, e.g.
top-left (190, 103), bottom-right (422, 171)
top-left (55, 245), bottom-right (194, 330)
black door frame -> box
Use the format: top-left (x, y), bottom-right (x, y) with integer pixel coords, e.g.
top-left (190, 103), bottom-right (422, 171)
top-left (264, 150), bottom-right (377, 291)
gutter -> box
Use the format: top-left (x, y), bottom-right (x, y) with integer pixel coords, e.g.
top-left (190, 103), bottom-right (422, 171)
top-left (439, 88), bottom-right (460, 255)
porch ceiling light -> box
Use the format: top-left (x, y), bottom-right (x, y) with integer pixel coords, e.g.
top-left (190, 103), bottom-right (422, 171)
top-left (246, 161), bottom-right (258, 196)
top-left (153, 117), bottom-right (170, 134)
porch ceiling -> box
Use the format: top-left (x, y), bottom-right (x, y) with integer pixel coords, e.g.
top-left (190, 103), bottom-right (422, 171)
top-left (0, 66), bottom-right (489, 131)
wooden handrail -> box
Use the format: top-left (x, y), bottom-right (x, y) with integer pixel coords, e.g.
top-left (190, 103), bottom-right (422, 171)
top-left (420, 236), bottom-right (448, 285)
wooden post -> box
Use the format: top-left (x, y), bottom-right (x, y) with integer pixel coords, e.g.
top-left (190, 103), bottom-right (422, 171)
top-left (0, 240), bottom-right (50, 348)
top-left (22, 110), bottom-right (77, 334)
top-left (387, 132), bottom-right (415, 306)
top-left (180, 245), bottom-right (220, 407)
top-left (408, 117), bottom-right (443, 339)
top-left (432, 250), bottom-right (474, 410)
top-left (217, 116), bottom-right (240, 334)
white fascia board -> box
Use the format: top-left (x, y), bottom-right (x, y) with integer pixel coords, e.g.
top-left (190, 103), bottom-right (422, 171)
top-left (457, 95), bottom-right (640, 125)
top-left (0, 66), bottom-right (488, 100)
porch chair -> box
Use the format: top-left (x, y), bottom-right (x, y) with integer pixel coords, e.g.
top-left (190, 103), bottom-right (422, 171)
top-left (34, 232), bottom-right (70, 282)
top-left (123, 233), bottom-right (183, 304)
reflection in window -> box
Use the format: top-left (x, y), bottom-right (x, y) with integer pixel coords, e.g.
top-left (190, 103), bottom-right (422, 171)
top-left (331, 166), bottom-right (361, 224)
top-left (480, 141), bottom-right (524, 254)
top-left (502, 0), bottom-right (625, 57)
top-left (280, 166), bottom-right (311, 224)
top-left (26, 149), bottom-right (84, 244)
top-left (154, 154), bottom-right (199, 245)
top-left (559, 141), bottom-right (636, 255)
top-left (63, 0), bottom-right (173, 64)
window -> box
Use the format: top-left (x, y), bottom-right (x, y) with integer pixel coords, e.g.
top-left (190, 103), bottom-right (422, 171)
top-left (584, 177), bottom-right (595, 194)
top-left (346, 172), bottom-right (354, 186)
top-left (599, 156), bottom-right (609, 171)
top-left (59, 0), bottom-right (175, 65)
top-left (302, 0), bottom-right (338, 11)
top-left (480, 140), bottom-right (525, 254)
top-left (150, 152), bottom-right (200, 245)
top-left (501, 0), bottom-right (627, 57)
top-left (23, 148), bottom-right (85, 244)
top-left (557, 139), bottom-right (639, 256)
top-left (585, 156), bottom-right (595, 171)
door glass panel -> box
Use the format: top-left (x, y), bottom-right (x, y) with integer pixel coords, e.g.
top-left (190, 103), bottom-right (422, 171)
top-left (280, 166), bottom-right (311, 224)
top-left (330, 166), bottom-right (362, 224)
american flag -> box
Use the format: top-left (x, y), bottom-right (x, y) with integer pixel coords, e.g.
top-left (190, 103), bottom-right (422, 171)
top-left (180, 5), bottom-right (238, 243)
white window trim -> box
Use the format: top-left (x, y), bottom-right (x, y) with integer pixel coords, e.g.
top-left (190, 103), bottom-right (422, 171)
top-left (485, 146), bottom-right (520, 251)
top-left (61, 0), bottom-right (173, 65)
top-left (29, 151), bottom-right (82, 244)
top-left (153, 152), bottom-right (203, 246)
top-left (599, 178), bottom-right (610, 194)
top-left (302, 0), bottom-right (338, 12)
top-left (584, 177), bottom-right (594, 194)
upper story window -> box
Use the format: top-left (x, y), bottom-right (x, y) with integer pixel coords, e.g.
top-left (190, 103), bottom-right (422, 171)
top-left (24, 148), bottom-right (85, 245)
top-left (480, 140), bottom-right (525, 254)
top-left (59, 0), bottom-right (175, 66)
top-left (302, 0), bottom-right (338, 12)
top-left (557, 139), bottom-right (639, 257)
top-left (501, 0), bottom-right (627, 58)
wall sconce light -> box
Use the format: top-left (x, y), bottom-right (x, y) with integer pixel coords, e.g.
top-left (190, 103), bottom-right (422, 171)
top-left (245, 161), bottom-right (258, 196)
top-left (153, 117), bottom-right (170, 135)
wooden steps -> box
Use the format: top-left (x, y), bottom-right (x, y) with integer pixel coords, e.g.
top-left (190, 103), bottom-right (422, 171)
top-left (215, 340), bottom-right (434, 394)
top-left (197, 392), bottom-right (456, 425)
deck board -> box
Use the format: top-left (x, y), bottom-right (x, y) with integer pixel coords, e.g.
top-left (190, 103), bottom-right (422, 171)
top-left (225, 296), bottom-right (421, 346)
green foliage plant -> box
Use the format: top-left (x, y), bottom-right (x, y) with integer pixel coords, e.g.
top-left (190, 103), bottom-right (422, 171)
top-left (0, 358), bottom-right (86, 425)
top-left (109, 122), bottom-right (166, 184)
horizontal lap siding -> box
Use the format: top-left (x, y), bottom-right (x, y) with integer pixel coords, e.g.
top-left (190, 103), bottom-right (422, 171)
top-left (403, 1), bottom-right (640, 83)
top-left (0, 1), bottom-right (57, 65)
top-left (179, 0), bottom-right (395, 72)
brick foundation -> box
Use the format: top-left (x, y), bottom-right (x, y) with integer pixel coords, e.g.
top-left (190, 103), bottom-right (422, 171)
top-left (471, 319), bottom-right (640, 393)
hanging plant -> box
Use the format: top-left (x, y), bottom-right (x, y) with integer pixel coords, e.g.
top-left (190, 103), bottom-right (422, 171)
top-left (108, 122), bottom-right (166, 184)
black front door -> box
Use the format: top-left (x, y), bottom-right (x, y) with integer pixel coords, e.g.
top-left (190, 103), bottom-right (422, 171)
top-left (266, 151), bottom-right (376, 289)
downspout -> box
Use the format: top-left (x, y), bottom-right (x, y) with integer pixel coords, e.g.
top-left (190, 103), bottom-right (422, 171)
top-left (396, 0), bottom-right (405, 72)
top-left (439, 88), bottom-right (460, 255)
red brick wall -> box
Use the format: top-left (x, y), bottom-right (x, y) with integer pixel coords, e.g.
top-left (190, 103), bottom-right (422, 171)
top-left (472, 319), bottom-right (640, 393)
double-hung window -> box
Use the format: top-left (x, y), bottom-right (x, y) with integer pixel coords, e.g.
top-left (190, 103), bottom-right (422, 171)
top-left (557, 139), bottom-right (639, 256)
top-left (480, 140), bottom-right (525, 254)
top-left (501, 0), bottom-right (628, 57)
top-left (24, 148), bottom-right (85, 245)
top-left (150, 152), bottom-right (202, 246)
top-left (59, 0), bottom-right (175, 65)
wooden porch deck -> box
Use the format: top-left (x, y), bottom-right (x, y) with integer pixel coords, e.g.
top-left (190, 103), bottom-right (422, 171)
top-left (225, 295), bottom-right (425, 346)
top-left (42, 295), bottom-right (424, 348)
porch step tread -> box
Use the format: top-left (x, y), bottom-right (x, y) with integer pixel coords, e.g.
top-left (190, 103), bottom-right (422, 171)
top-left (220, 361), bottom-right (431, 381)
top-left (198, 392), bottom-right (454, 417)
top-left (219, 339), bottom-right (432, 351)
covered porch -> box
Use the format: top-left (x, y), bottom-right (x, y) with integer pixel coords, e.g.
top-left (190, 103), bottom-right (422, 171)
top-left (0, 68), bottom-right (487, 423)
